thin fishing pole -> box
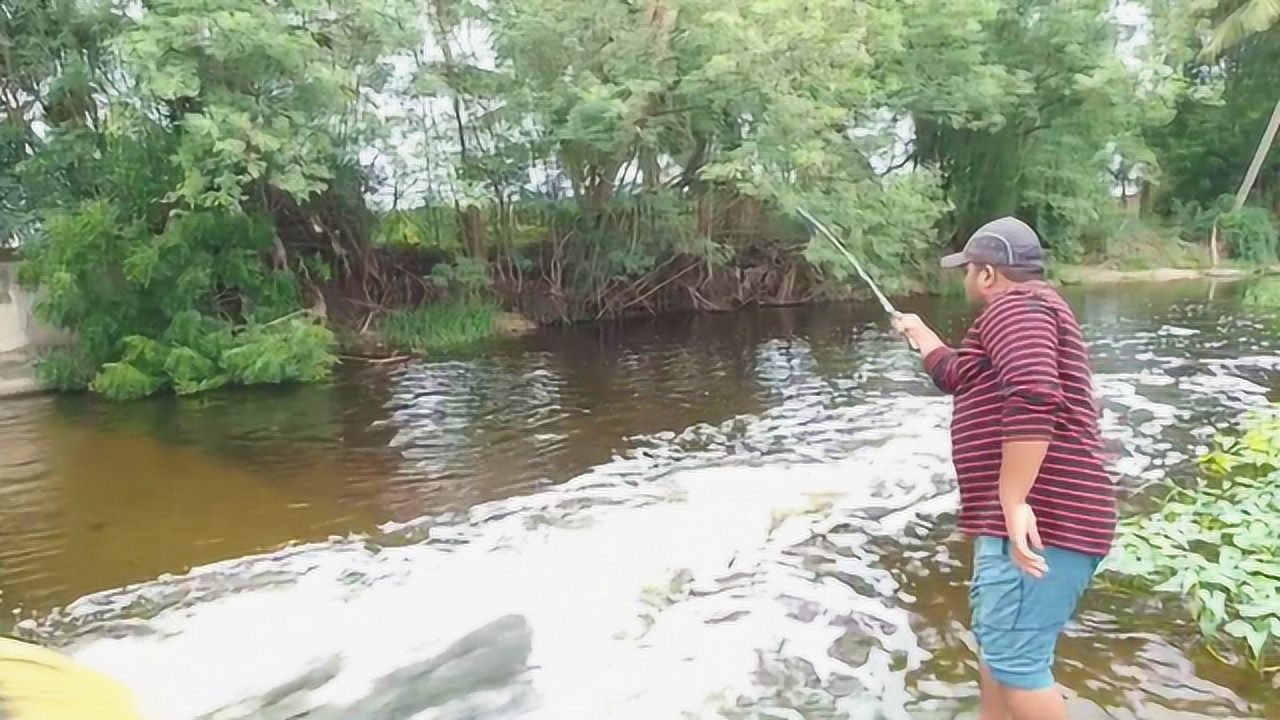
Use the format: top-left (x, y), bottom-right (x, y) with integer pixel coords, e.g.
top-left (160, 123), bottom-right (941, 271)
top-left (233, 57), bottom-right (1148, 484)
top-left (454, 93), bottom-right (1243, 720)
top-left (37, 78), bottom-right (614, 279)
top-left (794, 207), bottom-right (897, 315)
top-left (795, 206), bottom-right (917, 350)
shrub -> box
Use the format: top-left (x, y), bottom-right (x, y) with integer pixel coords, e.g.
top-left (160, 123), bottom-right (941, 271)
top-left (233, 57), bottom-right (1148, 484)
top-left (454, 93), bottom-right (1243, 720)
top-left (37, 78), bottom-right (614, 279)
top-left (19, 193), bottom-right (338, 400)
top-left (1169, 195), bottom-right (1278, 265)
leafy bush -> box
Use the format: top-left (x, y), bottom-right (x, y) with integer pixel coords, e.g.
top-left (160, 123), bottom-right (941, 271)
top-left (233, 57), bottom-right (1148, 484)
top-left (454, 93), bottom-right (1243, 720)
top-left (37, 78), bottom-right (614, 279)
top-left (373, 206), bottom-right (464, 251)
top-left (36, 313), bottom-right (336, 401)
top-left (1167, 197), bottom-right (1220, 244)
top-left (4, 0), bottom-right (406, 401)
top-left (1243, 276), bottom-right (1280, 309)
top-left (428, 258), bottom-right (493, 297)
top-left (19, 193), bottom-right (338, 400)
top-left (1168, 196), bottom-right (1278, 265)
top-left (1105, 406), bottom-right (1280, 674)
top-left (1062, 214), bottom-right (1208, 270)
top-left (1218, 207), bottom-right (1278, 265)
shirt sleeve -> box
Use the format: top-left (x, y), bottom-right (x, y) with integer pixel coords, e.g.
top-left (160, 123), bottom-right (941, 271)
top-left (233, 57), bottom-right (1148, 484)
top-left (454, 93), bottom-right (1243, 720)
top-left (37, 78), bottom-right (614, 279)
top-left (979, 291), bottom-right (1063, 442)
top-left (923, 346), bottom-right (958, 394)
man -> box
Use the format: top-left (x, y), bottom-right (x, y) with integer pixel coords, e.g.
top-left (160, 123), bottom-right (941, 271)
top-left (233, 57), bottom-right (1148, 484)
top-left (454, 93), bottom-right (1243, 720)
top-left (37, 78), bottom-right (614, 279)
top-left (891, 217), bottom-right (1116, 720)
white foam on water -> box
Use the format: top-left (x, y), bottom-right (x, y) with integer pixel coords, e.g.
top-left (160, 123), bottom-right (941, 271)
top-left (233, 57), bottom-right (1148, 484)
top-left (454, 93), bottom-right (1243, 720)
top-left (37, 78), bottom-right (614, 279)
top-left (1156, 325), bottom-right (1199, 337)
top-left (59, 397), bottom-right (955, 720)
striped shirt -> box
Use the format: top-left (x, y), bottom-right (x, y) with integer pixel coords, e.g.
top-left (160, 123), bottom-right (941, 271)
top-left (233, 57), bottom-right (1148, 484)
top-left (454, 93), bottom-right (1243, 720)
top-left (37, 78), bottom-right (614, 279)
top-left (924, 283), bottom-right (1117, 557)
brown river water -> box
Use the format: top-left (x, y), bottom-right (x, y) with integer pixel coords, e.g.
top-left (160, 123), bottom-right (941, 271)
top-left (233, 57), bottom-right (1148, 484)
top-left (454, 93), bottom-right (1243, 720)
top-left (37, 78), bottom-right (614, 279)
top-left (1, 280), bottom-right (1278, 719)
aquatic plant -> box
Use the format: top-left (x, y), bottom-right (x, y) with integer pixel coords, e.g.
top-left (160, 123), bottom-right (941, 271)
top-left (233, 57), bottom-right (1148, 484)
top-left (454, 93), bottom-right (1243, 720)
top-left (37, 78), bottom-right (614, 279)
top-left (379, 299), bottom-right (500, 355)
top-left (1243, 275), bottom-right (1280, 309)
top-left (1105, 405), bottom-right (1280, 675)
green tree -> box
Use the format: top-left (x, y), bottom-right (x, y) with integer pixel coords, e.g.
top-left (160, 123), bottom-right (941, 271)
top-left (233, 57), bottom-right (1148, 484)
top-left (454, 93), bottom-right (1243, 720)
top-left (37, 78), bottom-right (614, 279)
top-left (1205, 0), bottom-right (1280, 57)
top-left (13, 0), bottom-right (421, 399)
top-left (903, 0), bottom-right (1177, 256)
top-left (0, 0), bottom-right (116, 246)
top-left (1146, 1), bottom-right (1280, 263)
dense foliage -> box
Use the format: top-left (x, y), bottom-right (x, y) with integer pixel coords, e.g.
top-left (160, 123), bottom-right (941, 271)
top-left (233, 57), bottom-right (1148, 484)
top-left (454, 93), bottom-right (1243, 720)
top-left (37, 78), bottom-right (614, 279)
top-left (1148, 2), bottom-right (1280, 261)
top-left (1107, 405), bottom-right (1280, 675)
top-left (2, 0), bottom-right (1280, 398)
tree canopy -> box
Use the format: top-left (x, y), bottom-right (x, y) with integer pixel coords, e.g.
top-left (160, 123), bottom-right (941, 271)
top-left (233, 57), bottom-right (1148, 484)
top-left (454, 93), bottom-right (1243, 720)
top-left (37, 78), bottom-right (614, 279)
top-left (1, 0), bottom-right (1277, 398)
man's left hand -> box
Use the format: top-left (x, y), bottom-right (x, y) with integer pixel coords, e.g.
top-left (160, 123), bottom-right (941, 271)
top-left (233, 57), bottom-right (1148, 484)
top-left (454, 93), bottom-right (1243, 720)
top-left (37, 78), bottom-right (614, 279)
top-left (1004, 503), bottom-right (1047, 578)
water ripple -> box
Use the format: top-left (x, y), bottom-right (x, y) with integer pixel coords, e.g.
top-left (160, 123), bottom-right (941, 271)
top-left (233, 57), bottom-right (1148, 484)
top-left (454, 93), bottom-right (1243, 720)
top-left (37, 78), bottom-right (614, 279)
top-left (10, 284), bottom-right (1280, 719)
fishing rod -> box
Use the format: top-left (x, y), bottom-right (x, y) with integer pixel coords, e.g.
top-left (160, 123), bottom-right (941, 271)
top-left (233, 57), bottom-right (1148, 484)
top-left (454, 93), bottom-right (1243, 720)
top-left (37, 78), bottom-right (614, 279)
top-left (794, 207), bottom-right (917, 350)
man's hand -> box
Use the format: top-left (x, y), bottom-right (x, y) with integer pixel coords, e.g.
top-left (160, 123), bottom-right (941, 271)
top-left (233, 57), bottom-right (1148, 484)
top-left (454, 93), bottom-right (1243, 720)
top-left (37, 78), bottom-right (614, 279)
top-left (999, 440), bottom-right (1050, 578)
top-left (1004, 503), bottom-right (1047, 578)
top-left (890, 312), bottom-right (925, 337)
top-left (891, 313), bottom-right (944, 356)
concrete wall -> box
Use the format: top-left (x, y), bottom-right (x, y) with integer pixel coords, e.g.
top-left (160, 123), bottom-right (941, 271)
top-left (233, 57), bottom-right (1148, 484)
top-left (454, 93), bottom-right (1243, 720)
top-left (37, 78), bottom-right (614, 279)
top-left (0, 262), bottom-right (71, 397)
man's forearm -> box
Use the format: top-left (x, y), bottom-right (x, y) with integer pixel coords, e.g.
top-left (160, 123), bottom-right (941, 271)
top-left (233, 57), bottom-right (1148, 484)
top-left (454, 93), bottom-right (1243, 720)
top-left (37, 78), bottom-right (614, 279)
top-left (999, 440), bottom-right (1049, 508)
top-left (913, 332), bottom-right (946, 358)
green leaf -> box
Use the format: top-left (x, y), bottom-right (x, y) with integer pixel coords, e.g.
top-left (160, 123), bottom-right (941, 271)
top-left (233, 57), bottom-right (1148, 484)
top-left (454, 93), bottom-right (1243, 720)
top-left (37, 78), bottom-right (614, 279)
top-left (89, 362), bottom-right (164, 400)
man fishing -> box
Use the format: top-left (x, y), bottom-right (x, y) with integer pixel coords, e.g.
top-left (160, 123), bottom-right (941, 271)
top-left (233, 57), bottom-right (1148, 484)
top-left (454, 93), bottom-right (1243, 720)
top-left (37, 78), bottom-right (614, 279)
top-left (891, 217), bottom-right (1117, 720)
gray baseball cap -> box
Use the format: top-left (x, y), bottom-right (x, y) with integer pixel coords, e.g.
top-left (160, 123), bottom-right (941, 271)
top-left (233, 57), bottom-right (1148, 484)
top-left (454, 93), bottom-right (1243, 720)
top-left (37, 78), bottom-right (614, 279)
top-left (940, 217), bottom-right (1045, 270)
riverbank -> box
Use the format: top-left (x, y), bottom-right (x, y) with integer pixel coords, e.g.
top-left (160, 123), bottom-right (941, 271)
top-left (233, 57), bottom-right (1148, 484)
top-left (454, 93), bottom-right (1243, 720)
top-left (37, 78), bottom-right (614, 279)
top-left (3, 259), bottom-right (1275, 399)
top-left (1053, 264), bottom-right (1265, 285)
top-left (338, 262), bottom-right (1263, 361)
top-left (339, 258), bottom-right (1280, 362)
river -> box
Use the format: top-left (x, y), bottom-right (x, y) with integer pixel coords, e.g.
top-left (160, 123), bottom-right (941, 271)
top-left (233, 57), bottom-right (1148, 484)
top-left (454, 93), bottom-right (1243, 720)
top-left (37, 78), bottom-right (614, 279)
top-left (0, 280), bottom-right (1277, 719)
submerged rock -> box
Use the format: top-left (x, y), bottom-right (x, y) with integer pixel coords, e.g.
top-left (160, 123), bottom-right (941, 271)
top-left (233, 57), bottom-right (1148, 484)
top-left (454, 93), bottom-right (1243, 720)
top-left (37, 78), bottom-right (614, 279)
top-left (197, 614), bottom-right (533, 720)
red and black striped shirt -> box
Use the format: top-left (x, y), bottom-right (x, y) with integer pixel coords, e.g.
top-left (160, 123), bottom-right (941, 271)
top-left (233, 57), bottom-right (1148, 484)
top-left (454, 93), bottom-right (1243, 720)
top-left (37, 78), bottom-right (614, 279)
top-left (924, 283), bottom-right (1117, 557)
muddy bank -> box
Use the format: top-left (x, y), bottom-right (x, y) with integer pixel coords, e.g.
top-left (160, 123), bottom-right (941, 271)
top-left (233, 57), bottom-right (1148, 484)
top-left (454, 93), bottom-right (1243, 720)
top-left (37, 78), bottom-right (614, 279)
top-left (0, 256), bottom-right (1270, 396)
top-left (1054, 265), bottom-right (1261, 285)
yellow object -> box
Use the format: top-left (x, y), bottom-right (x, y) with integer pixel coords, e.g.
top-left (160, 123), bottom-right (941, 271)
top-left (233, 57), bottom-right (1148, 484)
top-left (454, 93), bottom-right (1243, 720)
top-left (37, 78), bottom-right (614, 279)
top-left (0, 638), bottom-right (142, 720)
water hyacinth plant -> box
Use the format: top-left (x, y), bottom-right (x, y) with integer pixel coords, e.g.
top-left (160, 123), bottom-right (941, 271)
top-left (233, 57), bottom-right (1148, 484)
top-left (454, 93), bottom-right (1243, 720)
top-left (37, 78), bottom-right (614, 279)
top-left (1105, 405), bottom-right (1280, 674)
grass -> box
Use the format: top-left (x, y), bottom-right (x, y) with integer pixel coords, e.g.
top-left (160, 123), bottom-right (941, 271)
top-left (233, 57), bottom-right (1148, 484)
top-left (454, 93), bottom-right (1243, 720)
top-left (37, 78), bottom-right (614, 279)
top-left (1085, 217), bottom-right (1213, 271)
top-left (379, 298), bottom-right (501, 354)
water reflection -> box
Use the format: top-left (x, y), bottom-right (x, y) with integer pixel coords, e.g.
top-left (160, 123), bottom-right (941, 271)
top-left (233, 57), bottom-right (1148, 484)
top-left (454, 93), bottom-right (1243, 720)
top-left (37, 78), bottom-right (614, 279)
top-left (3, 278), bottom-right (1280, 718)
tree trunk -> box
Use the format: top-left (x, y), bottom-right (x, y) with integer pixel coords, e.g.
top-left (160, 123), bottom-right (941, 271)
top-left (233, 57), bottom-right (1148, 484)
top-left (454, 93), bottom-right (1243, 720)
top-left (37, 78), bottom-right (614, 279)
top-left (463, 205), bottom-right (487, 261)
top-left (1231, 99), bottom-right (1280, 212)
top-left (1212, 98), bottom-right (1280, 265)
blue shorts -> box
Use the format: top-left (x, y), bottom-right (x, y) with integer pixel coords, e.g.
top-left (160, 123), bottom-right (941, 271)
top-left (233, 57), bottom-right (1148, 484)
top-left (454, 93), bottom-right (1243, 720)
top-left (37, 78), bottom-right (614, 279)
top-left (969, 535), bottom-right (1102, 691)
